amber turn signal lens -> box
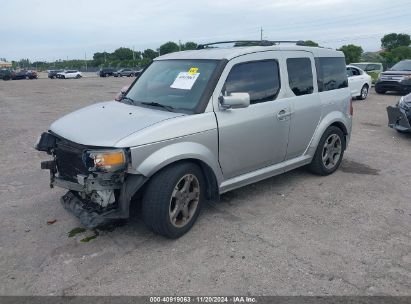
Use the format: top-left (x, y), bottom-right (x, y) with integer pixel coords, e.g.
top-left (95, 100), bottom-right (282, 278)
top-left (86, 150), bottom-right (126, 172)
top-left (94, 151), bottom-right (125, 167)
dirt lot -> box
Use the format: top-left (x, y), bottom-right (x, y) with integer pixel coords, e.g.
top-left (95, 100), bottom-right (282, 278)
top-left (0, 77), bottom-right (410, 296)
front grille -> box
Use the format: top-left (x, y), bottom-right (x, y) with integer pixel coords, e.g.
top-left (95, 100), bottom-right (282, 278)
top-left (55, 139), bottom-right (89, 182)
top-left (380, 75), bottom-right (404, 82)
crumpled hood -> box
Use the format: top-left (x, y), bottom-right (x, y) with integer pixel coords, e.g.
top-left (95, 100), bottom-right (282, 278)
top-left (50, 101), bottom-right (184, 147)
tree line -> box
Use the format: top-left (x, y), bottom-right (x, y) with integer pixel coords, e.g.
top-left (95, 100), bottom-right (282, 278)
top-left (6, 33), bottom-right (411, 71)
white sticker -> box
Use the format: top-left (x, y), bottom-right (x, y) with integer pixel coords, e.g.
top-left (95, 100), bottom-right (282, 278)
top-left (170, 72), bottom-right (200, 90)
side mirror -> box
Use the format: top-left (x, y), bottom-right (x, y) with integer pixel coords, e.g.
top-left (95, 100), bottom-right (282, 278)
top-left (115, 85), bottom-right (130, 101)
top-left (219, 92), bottom-right (250, 109)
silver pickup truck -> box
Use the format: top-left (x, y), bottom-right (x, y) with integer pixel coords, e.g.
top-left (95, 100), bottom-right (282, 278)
top-left (36, 41), bottom-right (352, 238)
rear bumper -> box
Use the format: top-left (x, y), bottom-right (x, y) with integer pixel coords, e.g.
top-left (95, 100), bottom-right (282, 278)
top-left (387, 105), bottom-right (411, 132)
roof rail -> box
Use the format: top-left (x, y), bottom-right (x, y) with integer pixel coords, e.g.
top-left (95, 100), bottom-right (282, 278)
top-left (197, 40), bottom-right (306, 49)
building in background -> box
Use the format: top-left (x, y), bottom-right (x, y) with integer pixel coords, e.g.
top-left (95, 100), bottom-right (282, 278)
top-left (0, 61), bottom-right (12, 68)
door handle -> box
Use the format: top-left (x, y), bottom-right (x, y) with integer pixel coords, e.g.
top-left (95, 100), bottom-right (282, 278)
top-left (277, 109), bottom-right (292, 120)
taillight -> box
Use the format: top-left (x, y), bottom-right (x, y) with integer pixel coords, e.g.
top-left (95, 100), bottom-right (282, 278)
top-left (349, 99), bottom-right (354, 116)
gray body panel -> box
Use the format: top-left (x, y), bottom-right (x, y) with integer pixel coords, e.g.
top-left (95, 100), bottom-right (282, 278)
top-left (50, 101), bottom-right (183, 147)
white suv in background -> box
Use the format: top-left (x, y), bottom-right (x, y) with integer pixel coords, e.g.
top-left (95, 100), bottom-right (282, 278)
top-left (347, 65), bottom-right (372, 100)
top-left (57, 70), bottom-right (82, 79)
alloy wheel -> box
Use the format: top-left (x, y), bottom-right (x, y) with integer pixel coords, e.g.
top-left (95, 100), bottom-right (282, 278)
top-left (169, 174), bottom-right (200, 228)
top-left (322, 134), bottom-right (342, 170)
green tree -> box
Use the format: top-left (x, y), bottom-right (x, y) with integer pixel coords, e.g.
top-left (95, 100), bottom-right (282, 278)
top-left (183, 42), bottom-right (197, 50)
top-left (381, 33), bottom-right (411, 51)
top-left (112, 47), bottom-right (134, 61)
top-left (304, 40), bottom-right (319, 47)
top-left (160, 41), bottom-right (179, 55)
top-left (338, 44), bottom-right (363, 64)
top-left (391, 46), bottom-right (411, 61)
top-left (142, 49), bottom-right (158, 60)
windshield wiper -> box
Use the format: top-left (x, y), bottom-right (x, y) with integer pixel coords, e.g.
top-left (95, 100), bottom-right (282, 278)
top-left (121, 97), bottom-right (135, 105)
top-left (140, 102), bottom-right (175, 112)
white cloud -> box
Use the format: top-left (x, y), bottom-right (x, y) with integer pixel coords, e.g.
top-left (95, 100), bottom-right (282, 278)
top-left (1, 0), bottom-right (410, 60)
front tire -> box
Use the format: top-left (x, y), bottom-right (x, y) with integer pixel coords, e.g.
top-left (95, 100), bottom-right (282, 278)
top-left (357, 84), bottom-right (369, 100)
top-left (308, 126), bottom-right (345, 176)
top-left (142, 162), bottom-right (205, 238)
top-left (375, 87), bottom-right (386, 94)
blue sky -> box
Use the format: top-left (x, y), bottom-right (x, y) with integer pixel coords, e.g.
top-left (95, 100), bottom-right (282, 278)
top-left (1, 0), bottom-right (410, 61)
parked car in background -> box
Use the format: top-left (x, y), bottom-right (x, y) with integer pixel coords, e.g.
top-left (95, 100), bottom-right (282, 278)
top-left (351, 62), bottom-right (383, 84)
top-left (11, 70), bottom-right (37, 80)
top-left (0, 69), bottom-right (14, 80)
top-left (26, 70), bottom-right (38, 79)
top-left (48, 70), bottom-right (64, 79)
top-left (346, 65), bottom-right (372, 100)
top-left (57, 70), bottom-right (82, 79)
top-left (387, 92), bottom-right (411, 133)
top-left (375, 60), bottom-right (411, 95)
top-left (36, 42), bottom-right (352, 238)
top-left (114, 68), bottom-right (137, 77)
top-left (99, 68), bottom-right (115, 77)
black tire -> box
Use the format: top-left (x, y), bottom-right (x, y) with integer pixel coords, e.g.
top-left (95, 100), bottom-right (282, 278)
top-left (130, 73), bottom-right (134, 77)
top-left (62, 75), bottom-right (65, 79)
top-left (142, 162), bottom-right (205, 238)
top-left (308, 126), bottom-right (346, 176)
top-left (357, 84), bottom-right (369, 100)
top-left (375, 87), bottom-right (386, 94)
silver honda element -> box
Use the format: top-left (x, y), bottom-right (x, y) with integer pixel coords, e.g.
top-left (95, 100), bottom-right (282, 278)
top-left (36, 41), bottom-right (352, 238)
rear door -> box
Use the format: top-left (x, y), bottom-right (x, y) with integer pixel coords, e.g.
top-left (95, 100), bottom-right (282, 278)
top-left (283, 51), bottom-right (321, 159)
top-left (213, 51), bottom-right (291, 179)
top-left (347, 66), bottom-right (364, 96)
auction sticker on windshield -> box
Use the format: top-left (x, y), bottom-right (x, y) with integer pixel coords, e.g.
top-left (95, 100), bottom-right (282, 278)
top-left (170, 71), bottom-right (200, 90)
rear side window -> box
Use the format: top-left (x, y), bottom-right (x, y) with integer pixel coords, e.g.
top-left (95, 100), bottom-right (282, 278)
top-left (286, 58), bottom-right (314, 96)
top-left (224, 60), bottom-right (280, 104)
top-left (316, 57), bottom-right (348, 92)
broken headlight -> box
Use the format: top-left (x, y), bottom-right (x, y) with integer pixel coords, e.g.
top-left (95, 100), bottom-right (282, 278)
top-left (85, 149), bottom-right (127, 172)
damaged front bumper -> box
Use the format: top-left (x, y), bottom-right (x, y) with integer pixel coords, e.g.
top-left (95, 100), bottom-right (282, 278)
top-left (387, 105), bottom-right (411, 132)
top-left (36, 132), bottom-right (146, 228)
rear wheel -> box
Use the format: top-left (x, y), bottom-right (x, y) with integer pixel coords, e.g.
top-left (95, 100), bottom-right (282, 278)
top-left (142, 162), bottom-right (204, 238)
top-left (308, 126), bottom-right (345, 176)
top-left (357, 84), bottom-right (369, 100)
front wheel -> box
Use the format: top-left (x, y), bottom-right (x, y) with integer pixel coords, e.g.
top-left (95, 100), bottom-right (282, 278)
top-left (308, 126), bottom-right (345, 176)
top-left (142, 162), bottom-right (205, 238)
top-left (357, 84), bottom-right (369, 100)
top-left (375, 87), bottom-right (386, 94)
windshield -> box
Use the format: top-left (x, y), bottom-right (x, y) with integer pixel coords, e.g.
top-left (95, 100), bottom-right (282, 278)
top-left (351, 63), bottom-right (367, 70)
top-left (390, 61), bottom-right (411, 71)
top-left (125, 59), bottom-right (219, 113)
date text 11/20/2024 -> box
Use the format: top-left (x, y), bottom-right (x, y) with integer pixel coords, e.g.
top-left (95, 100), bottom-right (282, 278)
top-left (149, 296), bottom-right (257, 303)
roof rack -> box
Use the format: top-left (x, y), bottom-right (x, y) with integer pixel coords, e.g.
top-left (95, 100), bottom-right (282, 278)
top-left (196, 40), bottom-right (306, 49)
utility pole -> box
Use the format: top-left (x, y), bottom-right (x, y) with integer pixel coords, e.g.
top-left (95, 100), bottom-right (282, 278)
top-left (260, 27), bottom-right (263, 41)
top-left (179, 40), bottom-right (182, 51)
top-left (133, 45), bottom-right (135, 61)
top-left (85, 52), bottom-right (87, 70)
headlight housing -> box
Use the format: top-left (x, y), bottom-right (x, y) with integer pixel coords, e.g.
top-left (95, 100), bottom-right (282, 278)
top-left (85, 149), bottom-right (127, 172)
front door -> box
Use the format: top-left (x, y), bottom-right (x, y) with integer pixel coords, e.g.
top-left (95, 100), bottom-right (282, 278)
top-left (213, 52), bottom-right (291, 179)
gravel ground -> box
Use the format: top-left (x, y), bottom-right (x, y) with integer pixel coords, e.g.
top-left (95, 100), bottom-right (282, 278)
top-left (0, 77), bottom-right (410, 296)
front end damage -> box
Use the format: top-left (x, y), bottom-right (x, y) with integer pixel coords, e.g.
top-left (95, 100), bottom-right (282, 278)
top-left (387, 94), bottom-right (411, 133)
top-left (36, 132), bottom-right (146, 228)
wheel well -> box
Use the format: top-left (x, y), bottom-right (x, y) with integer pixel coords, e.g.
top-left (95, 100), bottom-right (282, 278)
top-left (135, 159), bottom-right (219, 202)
